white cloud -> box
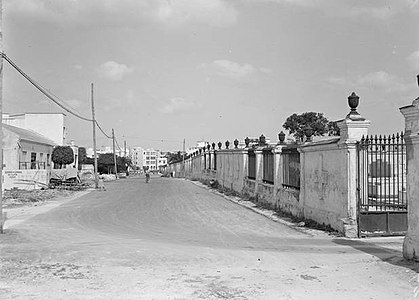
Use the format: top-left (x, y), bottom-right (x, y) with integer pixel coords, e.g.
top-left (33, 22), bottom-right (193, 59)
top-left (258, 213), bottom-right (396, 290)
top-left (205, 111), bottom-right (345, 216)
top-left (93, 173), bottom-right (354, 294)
top-left (198, 60), bottom-right (271, 81)
top-left (98, 61), bottom-right (134, 81)
top-left (357, 71), bottom-right (393, 88)
top-left (160, 97), bottom-right (200, 114)
top-left (66, 98), bottom-right (83, 109)
top-left (325, 71), bottom-right (414, 94)
top-left (6, 0), bottom-right (238, 28)
top-left (73, 64), bottom-right (83, 70)
top-left (259, 67), bottom-right (273, 74)
top-left (407, 50), bottom-right (419, 70)
top-left (154, 0), bottom-right (237, 27)
top-left (249, 0), bottom-right (418, 19)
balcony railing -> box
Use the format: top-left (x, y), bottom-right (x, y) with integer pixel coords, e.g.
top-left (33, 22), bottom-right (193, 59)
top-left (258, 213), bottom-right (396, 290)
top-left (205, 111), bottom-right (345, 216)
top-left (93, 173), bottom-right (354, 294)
top-left (19, 161), bottom-right (48, 170)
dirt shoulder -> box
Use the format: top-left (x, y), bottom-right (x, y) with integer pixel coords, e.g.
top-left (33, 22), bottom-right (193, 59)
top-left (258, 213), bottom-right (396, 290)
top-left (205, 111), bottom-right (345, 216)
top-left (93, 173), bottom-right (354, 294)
top-left (2, 188), bottom-right (93, 230)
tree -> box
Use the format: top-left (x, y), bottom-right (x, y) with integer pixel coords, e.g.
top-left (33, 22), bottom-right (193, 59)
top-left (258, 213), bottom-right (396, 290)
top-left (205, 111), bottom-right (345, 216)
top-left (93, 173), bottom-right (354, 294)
top-left (326, 121), bottom-right (340, 136)
top-left (52, 146), bottom-right (74, 169)
top-left (282, 112), bottom-right (339, 141)
top-left (97, 153), bottom-right (132, 174)
top-left (78, 147), bottom-right (87, 170)
top-left (166, 151), bottom-right (183, 164)
top-left (97, 153), bottom-right (115, 174)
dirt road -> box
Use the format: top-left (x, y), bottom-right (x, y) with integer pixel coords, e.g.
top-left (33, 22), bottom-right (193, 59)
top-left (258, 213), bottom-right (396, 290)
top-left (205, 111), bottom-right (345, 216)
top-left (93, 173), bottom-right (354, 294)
top-left (0, 177), bottom-right (418, 299)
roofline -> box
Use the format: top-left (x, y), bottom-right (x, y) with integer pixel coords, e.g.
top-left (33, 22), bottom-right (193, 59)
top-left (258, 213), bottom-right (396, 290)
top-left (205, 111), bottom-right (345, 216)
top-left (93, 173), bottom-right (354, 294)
top-left (3, 123), bottom-right (57, 146)
top-left (4, 112), bottom-right (67, 117)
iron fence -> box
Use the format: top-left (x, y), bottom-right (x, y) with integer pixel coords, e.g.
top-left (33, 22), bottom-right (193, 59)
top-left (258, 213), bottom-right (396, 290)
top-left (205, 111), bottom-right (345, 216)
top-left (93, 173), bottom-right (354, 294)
top-left (263, 149), bottom-right (274, 184)
top-left (357, 133), bottom-right (407, 212)
top-left (248, 150), bottom-right (256, 180)
top-left (282, 148), bottom-right (300, 189)
top-left (208, 153), bottom-right (211, 170)
top-left (204, 153), bottom-right (207, 169)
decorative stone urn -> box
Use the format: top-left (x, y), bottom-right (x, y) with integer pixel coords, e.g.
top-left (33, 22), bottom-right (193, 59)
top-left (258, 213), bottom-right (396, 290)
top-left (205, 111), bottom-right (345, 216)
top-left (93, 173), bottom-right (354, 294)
top-left (259, 134), bottom-right (266, 146)
top-left (278, 131), bottom-right (285, 144)
top-left (234, 139), bottom-right (239, 149)
top-left (244, 137), bottom-right (250, 148)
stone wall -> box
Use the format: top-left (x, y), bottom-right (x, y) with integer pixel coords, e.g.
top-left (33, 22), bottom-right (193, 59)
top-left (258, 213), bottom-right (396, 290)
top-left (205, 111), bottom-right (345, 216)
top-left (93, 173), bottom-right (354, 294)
top-left (165, 130), bottom-right (364, 237)
top-left (2, 169), bottom-right (51, 190)
top-left (165, 94), bottom-right (371, 237)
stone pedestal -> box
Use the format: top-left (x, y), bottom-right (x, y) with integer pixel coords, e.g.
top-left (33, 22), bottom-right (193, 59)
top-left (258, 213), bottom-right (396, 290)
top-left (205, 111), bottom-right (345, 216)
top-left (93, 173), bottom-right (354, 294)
top-left (337, 118), bottom-right (371, 144)
top-left (337, 113), bottom-right (371, 237)
top-left (400, 98), bottom-right (419, 260)
top-left (255, 149), bottom-right (264, 183)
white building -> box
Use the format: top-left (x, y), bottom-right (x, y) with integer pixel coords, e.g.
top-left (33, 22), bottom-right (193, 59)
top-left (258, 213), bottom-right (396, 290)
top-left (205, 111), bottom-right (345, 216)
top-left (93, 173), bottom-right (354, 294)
top-left (2, 112), bottom-right (80, 169)
top-left (187, 141), bottom-right (209, 155)
top-left (3, 113), bottom-right (67, 146)
top-left (130, 147), bottom-right (144, 170)
top-left (129, 147), bottom-right (167, 171)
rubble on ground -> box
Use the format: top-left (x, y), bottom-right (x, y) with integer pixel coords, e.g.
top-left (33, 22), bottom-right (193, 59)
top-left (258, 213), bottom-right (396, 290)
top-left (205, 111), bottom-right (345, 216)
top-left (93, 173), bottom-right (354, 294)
top-left (2, 189), bottom-right (77, 209)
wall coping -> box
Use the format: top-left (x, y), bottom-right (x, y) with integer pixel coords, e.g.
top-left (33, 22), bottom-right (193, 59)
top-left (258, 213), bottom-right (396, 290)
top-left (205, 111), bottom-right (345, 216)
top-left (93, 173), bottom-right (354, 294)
top-left (300, 137), bottom-right (340, 148)
top-left (216, 149), bottom-right (248, 154)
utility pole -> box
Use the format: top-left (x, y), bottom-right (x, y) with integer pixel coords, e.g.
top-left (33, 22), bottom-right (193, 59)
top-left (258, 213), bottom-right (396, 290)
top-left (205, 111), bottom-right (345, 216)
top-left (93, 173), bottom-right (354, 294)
top-left (91, 83), bottom-right (98, 189)
top-left (182, 138), bottom-right (185, 178)
top-left (112, 129), bottom-right (118, 179)
top-left (0, 0), bottom-right (4, 233)
top-left (124, 140), bottom-right (127, 157)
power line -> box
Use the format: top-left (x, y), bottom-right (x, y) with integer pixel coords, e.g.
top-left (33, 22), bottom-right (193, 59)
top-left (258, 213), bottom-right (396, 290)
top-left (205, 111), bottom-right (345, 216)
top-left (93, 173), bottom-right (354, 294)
top-left (2, 53), bottom-right (93, 122)
top-left (115, 138), bottom-right (122, 151)
top-left (95, 121), bottom-right (112, 139)
top-left (3, 53), bottom-right (116, 142)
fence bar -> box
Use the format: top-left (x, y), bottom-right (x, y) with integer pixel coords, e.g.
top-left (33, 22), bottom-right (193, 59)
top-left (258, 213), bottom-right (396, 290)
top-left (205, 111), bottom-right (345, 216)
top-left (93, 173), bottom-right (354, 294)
top-left (358, 133), bottom-right (407, 212)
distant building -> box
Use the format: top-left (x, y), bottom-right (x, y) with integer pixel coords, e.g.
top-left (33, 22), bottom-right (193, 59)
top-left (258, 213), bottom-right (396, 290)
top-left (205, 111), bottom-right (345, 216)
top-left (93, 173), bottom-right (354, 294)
top-left (129, 147), bottom-right (167, 171)
top-left (187, 141), bottom-right (209, 155)
top-left (130, 147), bottom-right (144, 170)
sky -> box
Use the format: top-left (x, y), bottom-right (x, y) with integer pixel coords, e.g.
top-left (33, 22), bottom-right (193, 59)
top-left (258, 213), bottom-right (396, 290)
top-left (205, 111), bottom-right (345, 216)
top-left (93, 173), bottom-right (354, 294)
top-left (3, 0), bottom-right (419, 151)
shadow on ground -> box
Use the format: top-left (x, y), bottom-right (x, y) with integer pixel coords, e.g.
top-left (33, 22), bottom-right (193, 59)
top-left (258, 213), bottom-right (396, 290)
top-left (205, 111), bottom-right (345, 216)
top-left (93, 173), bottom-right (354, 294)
top-left (333, 238), bottom-right (419, 273)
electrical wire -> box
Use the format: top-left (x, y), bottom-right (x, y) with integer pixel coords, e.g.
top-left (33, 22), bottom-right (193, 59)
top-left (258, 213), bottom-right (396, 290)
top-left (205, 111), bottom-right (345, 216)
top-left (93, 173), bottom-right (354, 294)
top-left (115, 139), bottom-right (123, 153)
top-left (95, 121), bottom-right (112, 139)
top-left (2, 53), bottom-right (93, 122)
top-left (3, 52), bottom-right (117, 142)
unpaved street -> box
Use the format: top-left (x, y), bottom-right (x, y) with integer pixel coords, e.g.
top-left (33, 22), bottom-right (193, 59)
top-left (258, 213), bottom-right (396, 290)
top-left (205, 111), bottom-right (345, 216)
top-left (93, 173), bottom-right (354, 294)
top-left (0, 177), bottom-right (418, 299)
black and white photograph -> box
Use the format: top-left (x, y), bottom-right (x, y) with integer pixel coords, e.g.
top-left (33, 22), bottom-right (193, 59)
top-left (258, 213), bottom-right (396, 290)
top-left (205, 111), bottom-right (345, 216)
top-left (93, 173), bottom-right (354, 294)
top-left (0, 0), bottom-right (419, 299)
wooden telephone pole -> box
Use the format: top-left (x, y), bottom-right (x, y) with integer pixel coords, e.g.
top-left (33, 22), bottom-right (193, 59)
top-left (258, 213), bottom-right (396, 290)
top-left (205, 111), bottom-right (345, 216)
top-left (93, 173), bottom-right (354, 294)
top-left (112, 129), bottom-right (118, 178)
top-left (182, 138), bottom-right (185, 178)
top-left (0, 0), bottom-right (4, 233)
top-left (91, 83), bottom-right (98, 189)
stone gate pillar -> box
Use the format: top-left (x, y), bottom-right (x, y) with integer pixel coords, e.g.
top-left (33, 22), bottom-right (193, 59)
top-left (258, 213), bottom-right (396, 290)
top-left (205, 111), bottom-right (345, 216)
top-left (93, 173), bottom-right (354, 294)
top-left (337, 92), bottom-right (370, 237)
top-left (400, 96), bottom-right (419, 260)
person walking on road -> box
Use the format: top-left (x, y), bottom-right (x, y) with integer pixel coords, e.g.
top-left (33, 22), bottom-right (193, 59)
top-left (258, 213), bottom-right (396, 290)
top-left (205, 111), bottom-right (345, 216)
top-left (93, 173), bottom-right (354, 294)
top-left (145, 169), bottom-right (150, 183)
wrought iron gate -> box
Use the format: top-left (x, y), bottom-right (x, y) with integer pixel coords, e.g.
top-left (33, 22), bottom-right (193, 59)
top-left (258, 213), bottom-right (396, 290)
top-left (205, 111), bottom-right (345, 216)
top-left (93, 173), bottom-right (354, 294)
top-left (357, 133), bottom-right (407, 237)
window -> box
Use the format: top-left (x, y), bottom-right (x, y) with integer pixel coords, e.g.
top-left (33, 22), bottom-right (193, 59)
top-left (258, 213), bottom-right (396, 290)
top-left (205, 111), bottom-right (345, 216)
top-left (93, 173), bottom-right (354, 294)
top-left (39, 153), bottom-right (44, 169)
top-left (20, 151), bottom-right (28, 169)
top-left (31, 152), bottom-right (37, 169)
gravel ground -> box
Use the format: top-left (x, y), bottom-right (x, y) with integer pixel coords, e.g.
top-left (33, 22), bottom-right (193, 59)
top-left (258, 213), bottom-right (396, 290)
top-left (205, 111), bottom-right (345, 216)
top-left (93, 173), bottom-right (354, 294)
top-left (2, 189), bottom-right (80, 209)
